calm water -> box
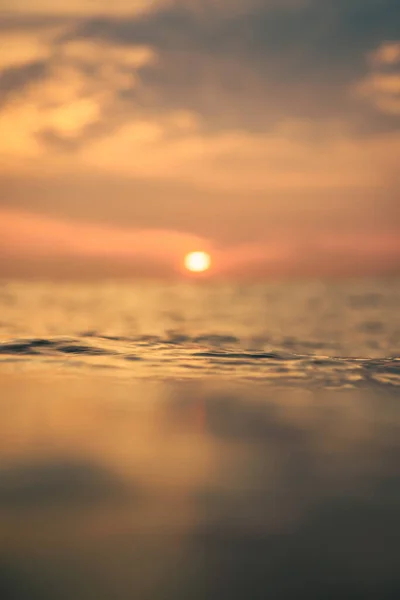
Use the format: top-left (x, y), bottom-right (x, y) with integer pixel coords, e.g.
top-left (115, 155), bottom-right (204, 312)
top-left (0, 279), bottom-right (399, 599)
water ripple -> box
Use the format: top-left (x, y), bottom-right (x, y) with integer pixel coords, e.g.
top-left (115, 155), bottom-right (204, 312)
top-left (0, 335), bottom-right (399, 388)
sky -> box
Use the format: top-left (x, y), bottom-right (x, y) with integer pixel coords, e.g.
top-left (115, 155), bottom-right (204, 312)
top-left (0, 0), bottom-right (399, 279)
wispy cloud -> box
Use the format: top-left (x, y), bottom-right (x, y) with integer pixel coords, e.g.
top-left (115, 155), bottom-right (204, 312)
top-left (354, 41), bottom-right (400, 115)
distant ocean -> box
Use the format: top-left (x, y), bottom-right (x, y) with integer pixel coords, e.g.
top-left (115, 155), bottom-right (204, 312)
top-left (0, 278), bottom-right (399, 600)
top-left (0, 278), bottom-right (399, 386)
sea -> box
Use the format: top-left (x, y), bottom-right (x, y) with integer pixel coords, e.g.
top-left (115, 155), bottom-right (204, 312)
top-left (0, 278), bottom-right (399, 599)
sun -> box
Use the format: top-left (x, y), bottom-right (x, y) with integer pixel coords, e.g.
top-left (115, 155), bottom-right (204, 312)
top-left (184, 251), bottom-right (211, 273)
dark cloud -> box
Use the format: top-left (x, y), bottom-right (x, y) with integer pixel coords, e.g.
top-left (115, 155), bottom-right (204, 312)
top-left (0, 13), bottom-right (71, 32)
top-left (1, 0), bottom-right (399, 138)
top-left (64, 0), bottom-right (400, 133)
top-left (0, 61), bottom-right (47, 105)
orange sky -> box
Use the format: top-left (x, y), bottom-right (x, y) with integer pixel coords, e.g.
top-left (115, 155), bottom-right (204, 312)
top-left (1, 1), bottom-right (399, 279)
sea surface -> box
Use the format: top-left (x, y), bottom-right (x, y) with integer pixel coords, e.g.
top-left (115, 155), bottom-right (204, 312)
top-left (0, 278), bottom-right (399, 386)
top-left (0, 278), bottom-right (399, 599)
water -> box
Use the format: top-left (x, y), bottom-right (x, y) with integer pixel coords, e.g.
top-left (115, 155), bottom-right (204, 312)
top-left (0, 279), bottom-right (399, 599)
top-left (0, 279), bottom-right (399, 386)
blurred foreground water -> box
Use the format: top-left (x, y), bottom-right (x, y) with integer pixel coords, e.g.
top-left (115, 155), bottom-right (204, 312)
top-left (0, 279), bottom-right (399, 598)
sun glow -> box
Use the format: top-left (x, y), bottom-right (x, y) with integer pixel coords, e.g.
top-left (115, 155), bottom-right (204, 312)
top-left (184, 251), bottom-right (211, 273)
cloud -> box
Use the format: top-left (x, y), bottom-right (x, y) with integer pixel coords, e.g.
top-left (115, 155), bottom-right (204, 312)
top-left (0, 34), bottom-right (156, 154)
top-left (0, 0), bottom-right (157, 17)
top-left (0, 208), bottom-right (216, 278)
top-left (0, 208), bottom-right (211, 259)
top-left (0, 30), bottom-right (52, 70)
top-left (65, 0), bottom-right (399, 132)
top-left (2, 0), bottom-right (400, 146)
top-left (0, 1), bottom-right (398, 161)
top-left (1, 208), bottom-right (399, 279)
top-left (1, 117), bottom-right (399, 257)
top-left (370, 41), bottom-right (400, 67)
top-left (80, 120), bottom-right (400, 190)
top-left (0, 0), bottom-right (399, 278)
top-left (354, 41), bottom-right (400, 115)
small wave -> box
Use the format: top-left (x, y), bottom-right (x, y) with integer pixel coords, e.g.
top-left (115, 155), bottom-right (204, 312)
top-left (0, 338), bottom-right (111, 356)
top-left (0, 339), bottom-right (56, 355)
top-left (0, 336), bottom-right (399, 388)
top-left (193, 351), bottom-right (302, 361)
top-left (193, 334), bottom-right (240, 345)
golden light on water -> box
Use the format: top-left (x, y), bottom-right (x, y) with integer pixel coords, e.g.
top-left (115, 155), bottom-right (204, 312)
top-left (184, 251), bottom-right (211, 273)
